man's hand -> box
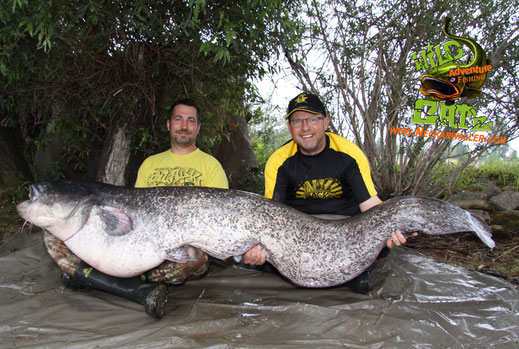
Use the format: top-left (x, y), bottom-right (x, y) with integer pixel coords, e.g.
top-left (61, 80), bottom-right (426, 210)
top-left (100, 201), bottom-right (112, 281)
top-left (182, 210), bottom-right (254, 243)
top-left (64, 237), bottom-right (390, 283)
top-left (243, 245), bottom-right (267, 265)
top-left (386, 230), bottom-right (418, 248)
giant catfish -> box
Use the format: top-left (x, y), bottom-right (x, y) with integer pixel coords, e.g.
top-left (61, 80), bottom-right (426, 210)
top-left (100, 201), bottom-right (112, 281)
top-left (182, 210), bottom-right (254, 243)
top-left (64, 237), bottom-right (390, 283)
top-left (16, 180), bottom-right (495, 288)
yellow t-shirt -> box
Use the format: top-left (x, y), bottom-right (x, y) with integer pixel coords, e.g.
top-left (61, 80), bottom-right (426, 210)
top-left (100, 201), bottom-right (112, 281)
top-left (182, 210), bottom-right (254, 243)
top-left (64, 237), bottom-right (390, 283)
top-left (135, 149), bottom-right (228, 189)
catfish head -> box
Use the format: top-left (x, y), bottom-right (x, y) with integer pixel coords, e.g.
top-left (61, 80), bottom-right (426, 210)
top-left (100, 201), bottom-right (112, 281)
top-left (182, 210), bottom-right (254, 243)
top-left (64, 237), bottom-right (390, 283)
top-left (16, 181), bottom-right (97, 241)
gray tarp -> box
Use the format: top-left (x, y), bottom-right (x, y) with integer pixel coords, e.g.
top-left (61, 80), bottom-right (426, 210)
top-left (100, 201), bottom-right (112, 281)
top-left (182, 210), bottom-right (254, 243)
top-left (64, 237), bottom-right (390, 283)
top-left (1, 230), bottom-right (518, 348)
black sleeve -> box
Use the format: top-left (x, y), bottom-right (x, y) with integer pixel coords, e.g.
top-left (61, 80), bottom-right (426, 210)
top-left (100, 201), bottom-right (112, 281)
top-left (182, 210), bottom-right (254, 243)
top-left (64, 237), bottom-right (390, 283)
top-left (271, 166), bottom-right (289, 203)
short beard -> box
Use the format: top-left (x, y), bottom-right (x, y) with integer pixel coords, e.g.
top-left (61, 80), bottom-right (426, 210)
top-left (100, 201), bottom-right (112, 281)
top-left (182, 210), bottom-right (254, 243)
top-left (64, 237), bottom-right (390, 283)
top-left (296, 134), bottom-right (326, 155)
top-left (299, 144), bottom-right (320, 154)
top-left (171, 130), bottom-right (196, 147)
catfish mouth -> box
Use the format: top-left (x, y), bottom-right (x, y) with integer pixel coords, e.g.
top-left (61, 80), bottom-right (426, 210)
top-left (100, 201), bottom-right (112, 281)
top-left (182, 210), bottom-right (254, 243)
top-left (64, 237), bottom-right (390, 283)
top-left (419, 75), bottom-right (460, 100)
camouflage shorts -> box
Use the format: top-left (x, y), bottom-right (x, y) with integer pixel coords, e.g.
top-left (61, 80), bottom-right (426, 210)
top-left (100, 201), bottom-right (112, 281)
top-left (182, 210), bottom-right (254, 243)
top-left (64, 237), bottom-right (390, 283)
top-left (43, 231), bottom-right (82, 276)
top-left (146, 246), bottom-right (209, 284)
top-left (42, 231), bottom-right (209, 284)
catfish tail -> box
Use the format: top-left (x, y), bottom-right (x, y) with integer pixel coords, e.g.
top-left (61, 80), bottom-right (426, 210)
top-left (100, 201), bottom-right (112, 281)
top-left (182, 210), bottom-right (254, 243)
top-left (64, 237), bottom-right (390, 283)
top-left (465, 211), bottom-right (495, 249)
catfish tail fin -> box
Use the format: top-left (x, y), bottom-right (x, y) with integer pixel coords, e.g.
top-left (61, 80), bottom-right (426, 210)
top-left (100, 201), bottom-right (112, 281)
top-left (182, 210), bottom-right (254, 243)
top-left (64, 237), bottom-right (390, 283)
top-left (466, 211), bottom-right (495, 249)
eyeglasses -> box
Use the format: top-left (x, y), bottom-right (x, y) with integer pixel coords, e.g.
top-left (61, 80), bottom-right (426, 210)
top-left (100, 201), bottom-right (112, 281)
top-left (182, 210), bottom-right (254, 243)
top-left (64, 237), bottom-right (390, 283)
top-left (289, 116), bottom-right (324, 128)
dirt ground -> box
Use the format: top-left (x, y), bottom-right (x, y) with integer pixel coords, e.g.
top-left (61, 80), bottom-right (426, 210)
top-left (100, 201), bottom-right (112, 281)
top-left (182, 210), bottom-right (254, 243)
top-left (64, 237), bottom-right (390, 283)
top-left (406, 232), bottom-right (519, 287)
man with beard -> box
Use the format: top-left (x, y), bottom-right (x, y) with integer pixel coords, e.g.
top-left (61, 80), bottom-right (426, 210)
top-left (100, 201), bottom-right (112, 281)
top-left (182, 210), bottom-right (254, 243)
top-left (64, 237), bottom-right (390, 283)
top-left (135, 98), bottom-right (228, 188)
top-left (43, 99), bottom-right (228, 319)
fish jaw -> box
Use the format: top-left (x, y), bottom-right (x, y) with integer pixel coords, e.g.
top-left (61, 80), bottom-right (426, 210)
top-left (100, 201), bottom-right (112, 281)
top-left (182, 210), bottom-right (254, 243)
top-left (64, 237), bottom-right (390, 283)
top-left (16, 200), bottom-right (56, 227)
top-left (16, 200), bottom-right (77, 241)
top-left (419, 75), bottom-right (462, 102)
top-left (16, 183), bottom-right (93, 241)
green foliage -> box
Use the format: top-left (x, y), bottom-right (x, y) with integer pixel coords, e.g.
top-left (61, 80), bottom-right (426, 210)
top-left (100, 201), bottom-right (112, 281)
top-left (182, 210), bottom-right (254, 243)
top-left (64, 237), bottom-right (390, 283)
top-left (434, 159), bottom-right (519, 194)
top-left (248, 125), bottom-right (291, 194)
top-left (476, 160), bottom-right (519, 191)
top-left (251, 130), bottom-right (289, 169)
top-left (251, 141), bottom-right (272, 171)
top-left (0, 0), bottom-right (303, 180)
top-left (1, 172), bottom-right (27, 203)
top-left (0, 173), bottom-right (27, 237)
top-left (250, 122), bottom-right (290, 169)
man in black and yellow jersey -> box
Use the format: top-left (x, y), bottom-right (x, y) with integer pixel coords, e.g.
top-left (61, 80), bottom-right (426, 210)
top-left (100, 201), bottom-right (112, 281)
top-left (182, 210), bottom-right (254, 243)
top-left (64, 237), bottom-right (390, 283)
top-left (244, 92), bottom-right (413, 293)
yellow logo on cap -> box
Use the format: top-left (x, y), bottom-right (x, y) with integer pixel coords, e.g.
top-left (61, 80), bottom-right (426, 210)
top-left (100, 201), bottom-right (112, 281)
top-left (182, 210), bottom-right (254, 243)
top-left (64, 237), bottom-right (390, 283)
top-left (295, 94), bottom-right (308, 104)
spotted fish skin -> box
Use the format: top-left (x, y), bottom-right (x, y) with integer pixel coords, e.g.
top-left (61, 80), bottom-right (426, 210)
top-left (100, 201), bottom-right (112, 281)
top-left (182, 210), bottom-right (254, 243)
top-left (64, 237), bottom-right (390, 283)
top-left (17, 180), bottom-right (494, 288)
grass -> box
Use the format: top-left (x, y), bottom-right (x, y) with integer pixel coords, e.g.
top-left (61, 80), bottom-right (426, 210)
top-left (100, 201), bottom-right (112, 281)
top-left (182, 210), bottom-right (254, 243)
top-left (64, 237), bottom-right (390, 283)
top-left (453, 160), bottom-right (519, 192)
top-left (407, 233), bottom-right (519, 285)
top-left (429, 159), bottom-right (519, 196)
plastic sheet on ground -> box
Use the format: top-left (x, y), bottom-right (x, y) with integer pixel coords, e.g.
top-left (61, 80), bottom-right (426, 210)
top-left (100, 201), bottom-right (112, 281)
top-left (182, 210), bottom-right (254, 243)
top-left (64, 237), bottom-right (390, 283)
top-left (1, 230), bottom-right (518, 348)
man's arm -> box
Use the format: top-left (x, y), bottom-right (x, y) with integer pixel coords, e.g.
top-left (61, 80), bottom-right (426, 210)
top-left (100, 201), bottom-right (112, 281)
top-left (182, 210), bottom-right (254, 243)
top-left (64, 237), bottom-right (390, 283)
top-left (359, 195), bottom-right (383, 212)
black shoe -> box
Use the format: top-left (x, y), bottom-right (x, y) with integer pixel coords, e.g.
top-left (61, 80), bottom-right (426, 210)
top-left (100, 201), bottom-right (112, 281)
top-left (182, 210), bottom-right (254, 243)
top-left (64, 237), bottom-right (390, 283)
top-left (67, 262), bottom-right (168, 319)
top-left (61, 271), bottom-right (86, 289)
top-left (141, 283), bottom-right (168, 318)
top-left (347, 270), bottom-right (370, 294)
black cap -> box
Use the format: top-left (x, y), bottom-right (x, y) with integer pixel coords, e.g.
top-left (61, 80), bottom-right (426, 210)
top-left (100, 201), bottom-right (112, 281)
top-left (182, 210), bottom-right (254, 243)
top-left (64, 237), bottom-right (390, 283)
top-left (286, 93), bottom-right (326, 119)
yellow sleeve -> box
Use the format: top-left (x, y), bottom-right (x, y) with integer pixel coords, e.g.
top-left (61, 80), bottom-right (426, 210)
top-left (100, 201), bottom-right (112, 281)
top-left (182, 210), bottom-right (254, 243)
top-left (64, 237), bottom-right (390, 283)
top-left (206, 161), bottom-right (229, 189)
top-left (134, 159), bottom-right (150, 188)
top-left (264, 141), bottom-right (297, 199)
top-left (264, 154), bottom-right (279, 199)
top-left (354, 150), bottom-right (377, 197)
top-left (328, 133), bottom-right (377, 196)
